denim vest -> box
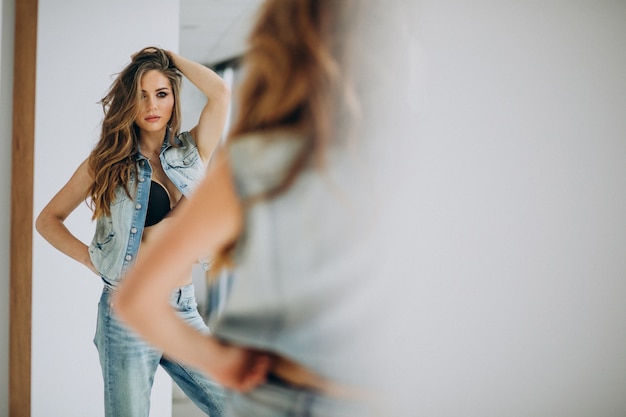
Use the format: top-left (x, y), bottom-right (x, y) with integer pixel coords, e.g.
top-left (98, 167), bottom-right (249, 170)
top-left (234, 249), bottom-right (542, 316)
top-left (211, 132), bottom-right (379, 386)
top-left (89, 131), bottom-right (205, 288)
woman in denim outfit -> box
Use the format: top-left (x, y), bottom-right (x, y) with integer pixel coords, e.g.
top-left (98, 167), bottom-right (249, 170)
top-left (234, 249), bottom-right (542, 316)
top-left (114, 1), bottom-right (403, 416)
top-left (36, 47), bottom-right (228, 417)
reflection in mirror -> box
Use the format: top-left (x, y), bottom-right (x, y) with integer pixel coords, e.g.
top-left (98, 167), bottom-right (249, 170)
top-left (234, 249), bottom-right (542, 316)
top-left (25, 1), bottom-right (261, 417)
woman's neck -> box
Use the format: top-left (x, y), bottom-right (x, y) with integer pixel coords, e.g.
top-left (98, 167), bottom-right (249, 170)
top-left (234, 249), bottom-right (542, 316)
top-left (139, 129), bottom-right (167, 159)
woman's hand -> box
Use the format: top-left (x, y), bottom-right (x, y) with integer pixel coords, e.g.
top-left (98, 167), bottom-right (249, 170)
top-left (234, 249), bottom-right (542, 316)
top-left (131, 46), bottom-right (160, 61)
top-left (205, 339), bottom-right (274, 392)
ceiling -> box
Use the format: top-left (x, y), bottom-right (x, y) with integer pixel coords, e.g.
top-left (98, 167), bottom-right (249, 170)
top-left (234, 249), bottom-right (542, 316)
top-left (179, 0), bottom-right (265, 66)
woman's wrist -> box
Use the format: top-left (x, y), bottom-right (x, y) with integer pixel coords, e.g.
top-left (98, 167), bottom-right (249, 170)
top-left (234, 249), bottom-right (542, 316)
top-left (82, 246), bottom-right (93, 267)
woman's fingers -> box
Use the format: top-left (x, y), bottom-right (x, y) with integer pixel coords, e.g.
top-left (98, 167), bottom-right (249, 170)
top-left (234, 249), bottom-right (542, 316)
top-left (238, 353), bottom-right (272, 392)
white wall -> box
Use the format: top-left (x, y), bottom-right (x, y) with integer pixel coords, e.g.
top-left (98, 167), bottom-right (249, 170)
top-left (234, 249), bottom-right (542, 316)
top-left (378, 2), bottom-right (626, 416)
top-left (32, 1), bottom-right (179, 416)
top-left (8, 1), bottom-right (626, 417)
top-left (0, 0), bottom-right (14, 415)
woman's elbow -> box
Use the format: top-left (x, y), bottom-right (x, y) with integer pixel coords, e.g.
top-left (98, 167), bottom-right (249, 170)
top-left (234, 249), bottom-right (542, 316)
top-left (213, 80), bottom-right (231, 108)
top-left (34, 214), bottom-right (44, 236)
top-left (35, 210), bottom-right (52, 237)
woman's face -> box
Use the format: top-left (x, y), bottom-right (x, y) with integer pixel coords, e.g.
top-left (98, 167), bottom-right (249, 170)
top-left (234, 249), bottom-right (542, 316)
top-left (134, 69), bottom-right (175, 135)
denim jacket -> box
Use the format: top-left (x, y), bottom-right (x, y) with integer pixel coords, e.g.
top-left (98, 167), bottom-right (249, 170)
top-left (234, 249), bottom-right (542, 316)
top-left (89, 131), bottom-right (205, 288)
top-left (211, 132), bottom-right (377, 386)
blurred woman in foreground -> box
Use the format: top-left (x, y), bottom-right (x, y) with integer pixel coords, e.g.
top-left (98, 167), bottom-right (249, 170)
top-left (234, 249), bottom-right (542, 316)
top-left (114, 1), bottom-right (403, 415)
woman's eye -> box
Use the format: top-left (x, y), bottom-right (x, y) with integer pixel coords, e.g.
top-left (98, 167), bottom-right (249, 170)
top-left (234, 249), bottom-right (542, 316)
top-left (157, 92), bottom-right (168, 98)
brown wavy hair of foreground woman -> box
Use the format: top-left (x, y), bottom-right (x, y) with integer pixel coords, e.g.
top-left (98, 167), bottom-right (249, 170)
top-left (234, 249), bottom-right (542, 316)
top-left (87, 47), bottom-right (183, 219)
top-left (210, 0), bottom-right (367, 273)
top-left (227, 0), bottom-right (364, 202)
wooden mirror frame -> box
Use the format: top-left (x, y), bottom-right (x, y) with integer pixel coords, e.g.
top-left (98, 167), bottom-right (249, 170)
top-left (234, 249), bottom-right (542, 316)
top-left (10, 0), bottom-right (37, 416)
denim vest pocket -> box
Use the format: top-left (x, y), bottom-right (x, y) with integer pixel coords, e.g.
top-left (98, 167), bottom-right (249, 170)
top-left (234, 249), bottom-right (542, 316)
top-left (89, 218), bottom-right (116, 276)
top-left (89, 186), bottom-right (134, 281)
top-left (163, 147), bottom-right (201, 168)
top-left (162, 143), bottom-right (204, 196)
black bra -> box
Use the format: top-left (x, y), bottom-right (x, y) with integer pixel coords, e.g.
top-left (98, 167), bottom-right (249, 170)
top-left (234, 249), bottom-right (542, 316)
top-left (145, 181), bottom-right (171, 227)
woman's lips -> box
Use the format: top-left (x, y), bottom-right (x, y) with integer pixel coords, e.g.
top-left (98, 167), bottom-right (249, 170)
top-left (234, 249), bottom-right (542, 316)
top-left (145, 116), bottom-right (160, 122)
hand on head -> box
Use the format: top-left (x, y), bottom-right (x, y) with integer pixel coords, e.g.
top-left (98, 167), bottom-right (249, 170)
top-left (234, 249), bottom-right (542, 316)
top-left (130, 46), bottom-right (171, 63)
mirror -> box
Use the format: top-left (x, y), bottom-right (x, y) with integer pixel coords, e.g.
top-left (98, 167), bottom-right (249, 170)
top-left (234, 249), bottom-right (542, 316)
top-left (10, 1), bottom-right (261, 416)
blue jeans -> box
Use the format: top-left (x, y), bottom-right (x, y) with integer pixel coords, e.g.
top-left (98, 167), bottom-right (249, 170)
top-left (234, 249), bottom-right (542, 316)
top-left (94, 284), bottom-right (224, 417)
top-left (224, 374), bottom-right (379, 417)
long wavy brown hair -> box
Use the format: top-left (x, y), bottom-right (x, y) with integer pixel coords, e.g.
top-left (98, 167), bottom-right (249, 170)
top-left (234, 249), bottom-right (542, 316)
top-left (227, 0), bottom-right (364, 201)
top-left (211, 0), bottom-right (367, 272)
top-left (87, 47), bottom-right (182, 219)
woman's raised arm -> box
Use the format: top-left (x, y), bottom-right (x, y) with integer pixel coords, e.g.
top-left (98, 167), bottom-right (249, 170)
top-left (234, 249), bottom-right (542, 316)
top-left (168, 51), bottom-right (230, 164)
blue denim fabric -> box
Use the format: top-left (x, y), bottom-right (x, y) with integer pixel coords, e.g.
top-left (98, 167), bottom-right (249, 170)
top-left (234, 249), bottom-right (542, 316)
top-left (89, 130), bottom-right (206, 286)
top-left (224, 375), bottom-right (379, 417)
top-left (94, 284), bottom-right (224, 417)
